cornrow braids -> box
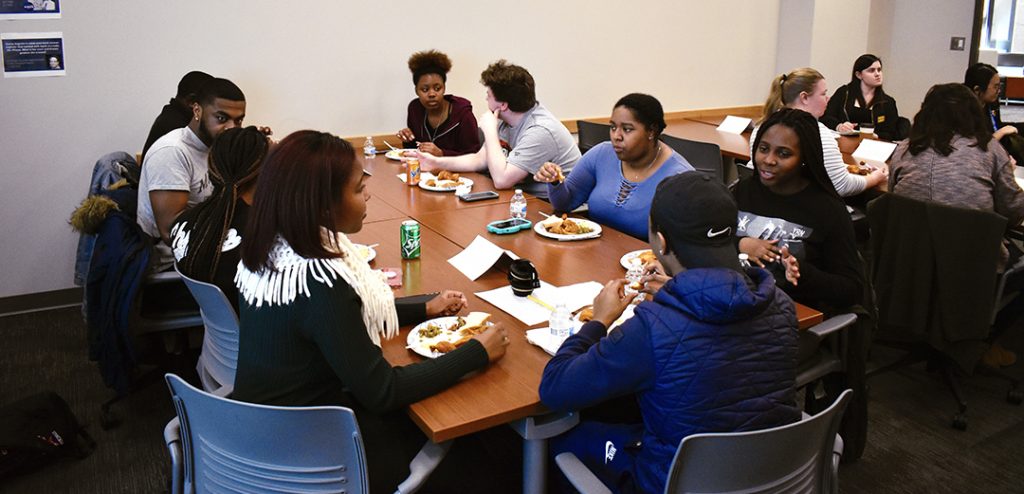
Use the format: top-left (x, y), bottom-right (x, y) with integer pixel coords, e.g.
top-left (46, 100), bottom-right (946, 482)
top-left (175, 126), bottom-right (268, 282)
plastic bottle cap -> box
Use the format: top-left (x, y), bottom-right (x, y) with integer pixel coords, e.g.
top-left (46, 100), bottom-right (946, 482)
top-left (515, 189), bottom-right (523, 194)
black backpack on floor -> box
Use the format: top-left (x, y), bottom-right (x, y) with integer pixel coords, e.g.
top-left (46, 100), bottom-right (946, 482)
top-left (0, 392), bottom-right (96, 479)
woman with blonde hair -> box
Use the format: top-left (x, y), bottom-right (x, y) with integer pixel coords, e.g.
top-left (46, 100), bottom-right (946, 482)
top-left (754, 67), bottom-right (886, 196)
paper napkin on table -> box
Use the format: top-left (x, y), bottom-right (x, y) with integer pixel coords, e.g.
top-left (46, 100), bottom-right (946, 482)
top-left (475, 280), bottom-right (603, 326)
top-left (851, 139), bottom-right (897, 170)
top-left (447, 235), bottom-right (519, 281)
top-left (716, 115), bottom-right (752, 134)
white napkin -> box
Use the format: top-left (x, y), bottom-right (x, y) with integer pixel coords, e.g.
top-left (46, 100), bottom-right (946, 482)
top-left (475, 281), bottom-right (603, 326)
top-left (851, 139), bottom-right (897, 170)
top-left (716, 115), bottom-right (751, 134)
top-left (447, 235), bottom-right (519, 281)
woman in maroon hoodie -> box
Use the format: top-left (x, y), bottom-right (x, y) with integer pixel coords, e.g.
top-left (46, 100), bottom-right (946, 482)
top-left (396, 50), bottom-right (481, 156)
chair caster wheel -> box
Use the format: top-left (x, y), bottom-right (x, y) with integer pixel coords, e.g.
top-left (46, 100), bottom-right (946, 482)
top-left (951, 413), bottom-right (968, 431)
top-left (1008, 388), bottom-right (1023, 405)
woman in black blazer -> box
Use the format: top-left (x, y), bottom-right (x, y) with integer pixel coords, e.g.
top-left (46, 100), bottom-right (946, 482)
top-left (822, 54), bottom-right (904, 140)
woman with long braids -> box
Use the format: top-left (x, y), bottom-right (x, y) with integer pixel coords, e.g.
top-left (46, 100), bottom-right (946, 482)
top-left (734, 108), bottom-right (864, 314)
top-left (171, 125), bottom-right (269, 313)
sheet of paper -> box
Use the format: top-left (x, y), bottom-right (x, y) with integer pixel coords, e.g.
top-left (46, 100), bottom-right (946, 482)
top-left (526, 303), bottom-right (637, 355)
top-left (475, 280), bottom-right (603, 326)
top-left (447, 235), bottom-right (518, 281)
top-left (716, 115), bottom-right (751, 134)
top-left (851, 139), bottom-right (898, 169)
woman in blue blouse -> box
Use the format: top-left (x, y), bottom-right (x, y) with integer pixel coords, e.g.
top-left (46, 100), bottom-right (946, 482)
top-left (533, 93), bottom-right (693, 239)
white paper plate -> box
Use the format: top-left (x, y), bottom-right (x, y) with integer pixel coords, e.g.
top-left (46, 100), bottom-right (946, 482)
top-left (418, 173), bottom-right (473, 192)
top-left (619, 249), bottom-right (655, 269)
top-left (406, 316), bottom-right (489, 359)
top-left (352, 244), bottom-right (376, 263)
top-left (533, 218), bottom-right (602, 241)
top-left (385, 149), bottom-right (411, 161)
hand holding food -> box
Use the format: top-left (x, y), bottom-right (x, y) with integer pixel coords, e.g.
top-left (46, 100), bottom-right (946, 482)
top-left (533, 162), bottom-right (565, 183)
top-left (425, 290), bottom-right (468, 317)
top-left (638, 259), bottom-right (668, 295)
top-left (591, 279), bottom-right (631, 328)
top-left (474, 320), bottom-right (508, 363)
top-left (738, 238), bottom-right (780, 268)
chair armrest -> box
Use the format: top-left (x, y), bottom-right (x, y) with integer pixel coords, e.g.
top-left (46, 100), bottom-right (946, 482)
top-left (554, 452), bottom-right (612, 494)
top-left (1007, 225), bottom-right (1024, 242)
top-left (807, 314), bottom-right (857, 339)
top-left (164, 417), bottom-right (183, 494)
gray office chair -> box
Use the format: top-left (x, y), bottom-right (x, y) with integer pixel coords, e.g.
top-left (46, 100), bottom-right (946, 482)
top-left (164, 373), bottom-right (369, 494)
top-left (175, 266), bottom-right (239, 397)
top-left (796, 314), bottom-right (858, 392)
top-left (554, 390), bottom-right (852, 494)
top-left (660, 134), bottom-right (725, 183)
top-left (576, 120), bottom-right (611, 154)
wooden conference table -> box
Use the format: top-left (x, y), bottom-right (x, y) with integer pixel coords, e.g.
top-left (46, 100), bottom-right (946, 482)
top-left (350, 156), bottom-right (823, 492)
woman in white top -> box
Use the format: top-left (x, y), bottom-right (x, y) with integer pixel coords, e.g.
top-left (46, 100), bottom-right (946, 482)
top-left (751, 68), bottom-right (887, 196)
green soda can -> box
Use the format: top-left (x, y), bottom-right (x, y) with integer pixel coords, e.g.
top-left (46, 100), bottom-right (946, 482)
top-left (400, 220), bottom-right (421, 259)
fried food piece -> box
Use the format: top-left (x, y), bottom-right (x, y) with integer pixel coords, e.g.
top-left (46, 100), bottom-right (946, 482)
top-left (425, 179), bottom-right (437, 187)
top-left (436, 170), bottom-right (461, 181)
top-left (846, 162), bottom-right (871, 176)
top-left (554, 167), bottom-right (565, 184)
top-left (637, 250), bottom-right (657, 265)
top-left (576, 306), bottom-right (594, 323)
top-left (545, 214), bottom-right (593, 235)
top-left (629, 281), bottom-right (643, 291)
top-left (430, 341), bottom-right (457, 353)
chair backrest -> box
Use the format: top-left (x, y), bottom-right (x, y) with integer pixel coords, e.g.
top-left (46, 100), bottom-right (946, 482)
top-left (660, 134), bottom-right (724, 183)
top-left (867, 193), bottom-right (1005, 339)
top-left (165, 373), bottom-right (369, 494)
top-left (175, 266), bottom-right (240, 394)
top-left (576, 120), bottom-right (611, 154)
top-left (663, 389), bottom-right (852, 494)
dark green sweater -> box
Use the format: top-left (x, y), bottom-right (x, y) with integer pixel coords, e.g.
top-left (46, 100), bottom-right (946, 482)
top-left (232, 273), bottom-right (488, 412)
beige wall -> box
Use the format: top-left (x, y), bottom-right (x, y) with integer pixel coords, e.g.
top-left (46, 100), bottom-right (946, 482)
top-left (775, 0), bottom-right (873, 94)
top-left (0, 0), bottom-right (783, 298)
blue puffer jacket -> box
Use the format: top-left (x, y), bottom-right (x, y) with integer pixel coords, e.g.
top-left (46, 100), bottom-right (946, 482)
top-left (540, 267), bottom-right (800, 494)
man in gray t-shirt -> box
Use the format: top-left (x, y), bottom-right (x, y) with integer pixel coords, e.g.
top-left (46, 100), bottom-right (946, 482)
top-left (138, 77), bottom-right (251, 269)
top-left (416, 60), bottom-right (580, 199)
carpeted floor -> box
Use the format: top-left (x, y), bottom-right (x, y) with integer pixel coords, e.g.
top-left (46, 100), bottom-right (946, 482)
top-left (1, 306), bottom-right (1022, 493)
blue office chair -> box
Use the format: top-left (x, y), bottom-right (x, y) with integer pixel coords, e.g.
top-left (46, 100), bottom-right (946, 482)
top-left (555, 390), bottom-right (852, 494)
top-left (175, 266), bottom-right (239, 397)
top-left (164, 373), bottom-right (369, 494)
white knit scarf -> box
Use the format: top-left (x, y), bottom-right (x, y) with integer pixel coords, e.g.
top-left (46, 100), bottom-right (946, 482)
top-left (234, 229), bottom-right (399, 346)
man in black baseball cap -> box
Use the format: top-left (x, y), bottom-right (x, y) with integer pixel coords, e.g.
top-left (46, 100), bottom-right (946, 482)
top-left (539, 171), bottom-right (801, 494)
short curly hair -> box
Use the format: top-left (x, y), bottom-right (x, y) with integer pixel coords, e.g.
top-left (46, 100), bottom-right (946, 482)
top-left (480, 60), bottom-right (536, 112)
top-left (408, 49), bottom-right (452, 85)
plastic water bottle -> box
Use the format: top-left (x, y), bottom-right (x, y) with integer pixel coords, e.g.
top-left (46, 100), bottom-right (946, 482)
top-left (510, 189), bottom-right (527, 220)
top-left (363, 136), bottom-right (376, 157)
top-left (549, 302), bottom-right (571, 339)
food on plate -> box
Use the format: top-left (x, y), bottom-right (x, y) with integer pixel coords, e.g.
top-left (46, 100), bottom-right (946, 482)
top-left (636, 250), bottom-right (657, 266)
top-left (846, 162), bottom-right (871, 176)
top-left (575, 306), bottom-right (594, 323)
top-left (543, 214), bottom-right (594, 235)
top-left (424, 170), bottom-right (464, 189)
top-left (629, 281), bottom-right (643, 291)
top-left (421, 312), bottom-right (492, 354)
